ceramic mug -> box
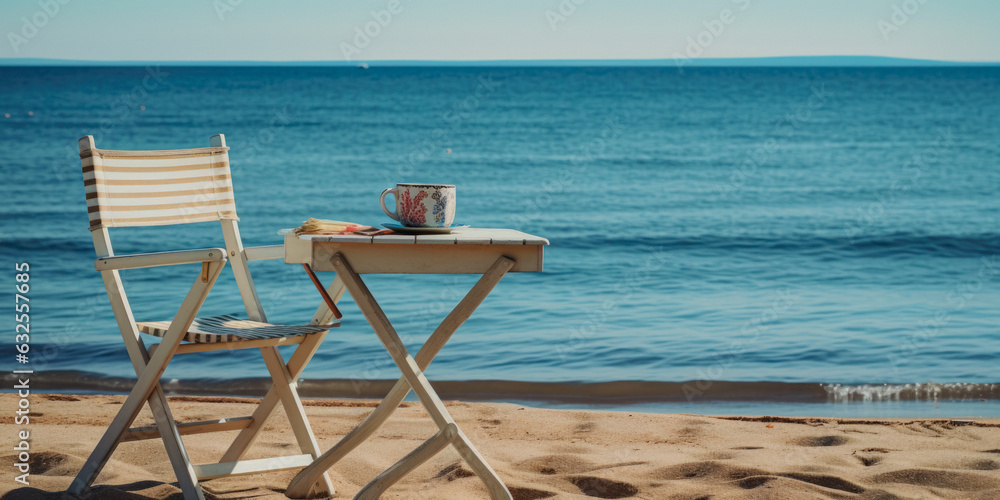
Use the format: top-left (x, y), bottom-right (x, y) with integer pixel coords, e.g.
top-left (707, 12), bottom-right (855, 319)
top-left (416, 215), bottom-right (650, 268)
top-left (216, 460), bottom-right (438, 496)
top-left (380, 183), bottom-right (456, 227)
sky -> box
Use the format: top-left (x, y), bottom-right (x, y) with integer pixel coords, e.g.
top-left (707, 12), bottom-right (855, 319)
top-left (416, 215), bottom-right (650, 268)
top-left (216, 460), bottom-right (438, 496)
top-left (1, 0), bottom-right (998, 62)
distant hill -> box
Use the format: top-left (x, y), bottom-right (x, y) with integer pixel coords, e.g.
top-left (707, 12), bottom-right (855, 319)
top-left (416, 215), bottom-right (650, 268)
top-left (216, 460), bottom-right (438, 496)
top-left (1, 56), bottom-right (997, 67)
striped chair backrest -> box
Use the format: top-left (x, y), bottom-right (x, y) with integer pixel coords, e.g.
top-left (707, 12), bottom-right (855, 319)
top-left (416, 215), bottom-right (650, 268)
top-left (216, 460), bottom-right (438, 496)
top-left (79, 135), bottom-right (238, 230)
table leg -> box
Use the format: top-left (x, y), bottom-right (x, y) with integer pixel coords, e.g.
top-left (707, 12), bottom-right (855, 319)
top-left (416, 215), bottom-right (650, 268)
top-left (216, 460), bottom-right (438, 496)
top-left (285, 254), bottom-right (515, 499)
top-left (355, 423), bottom-right (458, 500)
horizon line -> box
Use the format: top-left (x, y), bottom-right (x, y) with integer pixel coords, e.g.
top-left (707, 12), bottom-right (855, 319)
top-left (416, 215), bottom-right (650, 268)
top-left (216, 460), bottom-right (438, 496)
top-left (2, 55), bottom-right (999, 67)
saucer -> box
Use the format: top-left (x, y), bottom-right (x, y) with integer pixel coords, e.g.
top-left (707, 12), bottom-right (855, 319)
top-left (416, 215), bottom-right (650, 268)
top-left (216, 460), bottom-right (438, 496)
top-left (382, 223), bottom-right (470, 234)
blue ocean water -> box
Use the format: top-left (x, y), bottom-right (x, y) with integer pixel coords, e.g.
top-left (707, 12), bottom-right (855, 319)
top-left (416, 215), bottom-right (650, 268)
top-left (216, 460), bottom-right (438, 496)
top-left (1, 66), bottom-right (998, 415)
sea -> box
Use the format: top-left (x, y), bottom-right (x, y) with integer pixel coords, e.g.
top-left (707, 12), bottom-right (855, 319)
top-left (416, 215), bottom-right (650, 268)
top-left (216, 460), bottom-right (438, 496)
top-left (1, 66), bottom-right (998, 417)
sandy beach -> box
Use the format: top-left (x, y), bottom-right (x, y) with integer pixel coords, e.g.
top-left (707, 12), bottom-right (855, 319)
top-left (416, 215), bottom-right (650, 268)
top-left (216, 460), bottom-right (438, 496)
top-left (2, 394), bottom-right (998, 499)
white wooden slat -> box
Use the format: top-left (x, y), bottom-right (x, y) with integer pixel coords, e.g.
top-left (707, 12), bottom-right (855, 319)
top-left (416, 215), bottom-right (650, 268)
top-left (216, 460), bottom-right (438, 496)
top-left (480, 229), bottom-right (549, 245)
top-left (244, 244), bottom-right (283, 261)
top-left (372, 234), bottom-right (416, 244)
top-left (329, 234), bottom-right (374, 243)
top-left (94, 148), bottom-right (227, 158)
top-left (221, 219), bottom-right (267, 323)
top-left (462, 236), bottom-right (494, 245)
top-left (452, 233), bottom-right (493, 245)
top-left (293, 234), bottom-right (329, 241)
top-left (483, 229), bottom-right (548, 245)
top-left (290, 228), bottom-right (548, 246)
top-left (192, 454), bottom-right (315, 480)
top-left (298, 234), bottom-right (375, 243)
top-left (95, 248), bottom-right (226, 271)
top-left (86, 155), bottom-right (225, 168)
top-left (489, 237), bottom-right (525, 245)
top-left (123, 416), bottom-right (253, 442)
top-left (414, 233), bottom-right (460, 245)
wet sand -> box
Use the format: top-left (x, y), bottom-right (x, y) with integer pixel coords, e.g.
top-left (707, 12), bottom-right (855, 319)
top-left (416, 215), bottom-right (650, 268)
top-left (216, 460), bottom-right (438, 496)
top-left (2, 394), bottom-right (998, 499)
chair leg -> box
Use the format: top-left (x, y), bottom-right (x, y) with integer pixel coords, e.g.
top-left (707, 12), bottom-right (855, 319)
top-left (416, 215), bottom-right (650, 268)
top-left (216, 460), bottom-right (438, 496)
top-left (105, 296), bottom-right (204, 497)
top-left (221, 279), bottom-right (345, 464)
top-left (285, 256), bottom-right (514, 499)
top-left (70, 261), bottom-right (224, 498)
top-left (147, 386), bottom-right (205, 500)
top-left (220, 331), bottom-right (328, 461)
top-left (127, 339), bottom-right (203, 499)
top-left (259, 344), bottom-right (335, 496)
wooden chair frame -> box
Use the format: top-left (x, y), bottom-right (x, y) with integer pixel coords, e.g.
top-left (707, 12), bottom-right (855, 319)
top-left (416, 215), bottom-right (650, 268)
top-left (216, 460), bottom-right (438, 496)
top-left (68, 135), bottom-right (335, 500)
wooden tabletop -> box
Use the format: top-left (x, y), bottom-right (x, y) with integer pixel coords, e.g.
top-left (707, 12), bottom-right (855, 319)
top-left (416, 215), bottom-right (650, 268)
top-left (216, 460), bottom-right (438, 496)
top-left (290, 228), bottom-right (549, 246)
top-left (284, 228), bottom-right (548, 274)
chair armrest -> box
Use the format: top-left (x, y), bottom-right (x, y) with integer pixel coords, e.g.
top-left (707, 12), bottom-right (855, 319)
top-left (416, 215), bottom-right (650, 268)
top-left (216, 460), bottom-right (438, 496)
top-left (244, 244), bottom-right (284, 261)
top-left (95, 248), bottom-right (227, 271)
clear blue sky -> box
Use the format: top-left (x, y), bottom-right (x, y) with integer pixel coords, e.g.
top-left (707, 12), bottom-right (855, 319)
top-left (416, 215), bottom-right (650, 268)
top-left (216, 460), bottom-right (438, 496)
top-left (2, 0), bottom-right (998, 61)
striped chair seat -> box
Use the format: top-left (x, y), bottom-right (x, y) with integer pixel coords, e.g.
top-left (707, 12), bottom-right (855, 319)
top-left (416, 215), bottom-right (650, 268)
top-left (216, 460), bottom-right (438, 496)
top-left (137, 314), bottom-right (335, 343)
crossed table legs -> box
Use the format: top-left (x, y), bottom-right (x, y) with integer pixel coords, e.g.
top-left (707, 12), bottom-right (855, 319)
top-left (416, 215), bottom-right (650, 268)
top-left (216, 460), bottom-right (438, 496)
top-left (285, 253), bottom-right (516, 499)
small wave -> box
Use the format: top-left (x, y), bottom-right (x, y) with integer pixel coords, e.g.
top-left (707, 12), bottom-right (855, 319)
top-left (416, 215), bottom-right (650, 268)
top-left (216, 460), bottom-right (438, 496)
top-left (5, 371), bottom-right (998, 405)
top-left (555, 232), bottom-right (1000, 258)
top-left (823, 383), bottom-right (999, 403)
top-left (0, 236), bottom-right (94, 254)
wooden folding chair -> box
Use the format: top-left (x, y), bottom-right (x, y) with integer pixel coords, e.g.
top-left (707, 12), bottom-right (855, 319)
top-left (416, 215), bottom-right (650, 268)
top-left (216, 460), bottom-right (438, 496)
top-left (68, 134), bottom-right (338, 500)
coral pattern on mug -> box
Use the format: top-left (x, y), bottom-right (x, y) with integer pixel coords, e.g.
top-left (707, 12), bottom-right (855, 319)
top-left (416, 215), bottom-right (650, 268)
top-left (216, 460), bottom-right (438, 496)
top-left (431, 191), bottom-right (452, 225)
top-left (400, 188), bottom-right (428, 224)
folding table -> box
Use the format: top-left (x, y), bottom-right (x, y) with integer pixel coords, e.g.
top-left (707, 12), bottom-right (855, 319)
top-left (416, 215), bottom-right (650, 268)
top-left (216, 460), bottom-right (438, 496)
top-left (282, 228), bottom-right (548, 499)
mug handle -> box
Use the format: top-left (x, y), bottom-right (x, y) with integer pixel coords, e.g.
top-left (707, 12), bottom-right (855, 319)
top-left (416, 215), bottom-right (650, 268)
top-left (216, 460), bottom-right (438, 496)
top-left (380, 188), bottom-right (399, 221)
